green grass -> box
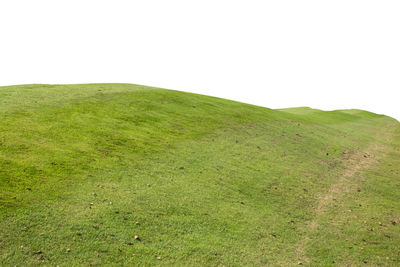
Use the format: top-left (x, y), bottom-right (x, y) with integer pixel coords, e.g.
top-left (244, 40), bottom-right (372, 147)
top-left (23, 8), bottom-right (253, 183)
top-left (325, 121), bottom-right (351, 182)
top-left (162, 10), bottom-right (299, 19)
top-left (0, 83), bottom-right (399, 266)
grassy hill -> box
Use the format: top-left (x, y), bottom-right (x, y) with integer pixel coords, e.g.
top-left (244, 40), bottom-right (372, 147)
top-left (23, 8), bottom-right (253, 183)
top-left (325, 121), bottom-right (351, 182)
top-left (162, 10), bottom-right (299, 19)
top-left (0, 84), bottom-right (399, 266)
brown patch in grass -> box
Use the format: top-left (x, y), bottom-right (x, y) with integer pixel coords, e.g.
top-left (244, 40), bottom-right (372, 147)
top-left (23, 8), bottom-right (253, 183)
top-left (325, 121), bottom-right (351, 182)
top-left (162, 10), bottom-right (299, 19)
top-left (293, 139), bottom-right (389, 265)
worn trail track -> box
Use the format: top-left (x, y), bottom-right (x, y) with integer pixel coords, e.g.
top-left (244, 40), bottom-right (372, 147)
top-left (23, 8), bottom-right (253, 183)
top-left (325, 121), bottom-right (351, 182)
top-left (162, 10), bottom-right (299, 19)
top-left (292, 133), bottom-right (391, 265)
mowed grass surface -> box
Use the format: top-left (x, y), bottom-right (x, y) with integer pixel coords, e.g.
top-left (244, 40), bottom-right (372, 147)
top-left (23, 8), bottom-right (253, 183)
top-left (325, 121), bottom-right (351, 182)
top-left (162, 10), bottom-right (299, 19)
top-left (0, 84), bottom-right (399, 266)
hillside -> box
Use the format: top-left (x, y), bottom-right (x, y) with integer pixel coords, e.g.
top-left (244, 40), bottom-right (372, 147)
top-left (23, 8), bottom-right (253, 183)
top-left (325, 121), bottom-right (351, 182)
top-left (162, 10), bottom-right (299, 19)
top-left (0, 84), bottom-right (399, 266)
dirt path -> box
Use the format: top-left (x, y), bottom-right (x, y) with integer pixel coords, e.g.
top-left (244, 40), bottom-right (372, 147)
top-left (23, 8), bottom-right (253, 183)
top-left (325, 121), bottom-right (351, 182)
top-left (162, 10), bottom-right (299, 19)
top-left (294, 140), bottom-right (387, 265)
top-left (311, 142), bottom-right (383, 227)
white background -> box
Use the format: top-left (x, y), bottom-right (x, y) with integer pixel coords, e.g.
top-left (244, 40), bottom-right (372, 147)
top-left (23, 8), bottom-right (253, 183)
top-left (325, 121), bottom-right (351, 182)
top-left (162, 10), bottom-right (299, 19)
top-left (1, 0), bottom-right (399, 120)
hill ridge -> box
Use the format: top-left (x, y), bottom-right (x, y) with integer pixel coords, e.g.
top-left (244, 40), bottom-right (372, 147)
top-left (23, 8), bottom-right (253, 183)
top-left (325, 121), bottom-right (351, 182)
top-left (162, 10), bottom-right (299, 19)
top-left (0, 84), bottom-right (399, 266)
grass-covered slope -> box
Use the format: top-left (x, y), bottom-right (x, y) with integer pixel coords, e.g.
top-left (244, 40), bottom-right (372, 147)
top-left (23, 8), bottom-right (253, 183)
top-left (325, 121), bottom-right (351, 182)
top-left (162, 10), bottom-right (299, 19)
top-left (0, 84), bottom-right (399, 266)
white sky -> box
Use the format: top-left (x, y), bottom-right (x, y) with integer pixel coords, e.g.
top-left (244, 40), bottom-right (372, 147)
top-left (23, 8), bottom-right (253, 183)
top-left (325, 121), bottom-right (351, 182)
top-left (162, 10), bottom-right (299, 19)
top-left (1, 0), bottom-right (399, 120)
